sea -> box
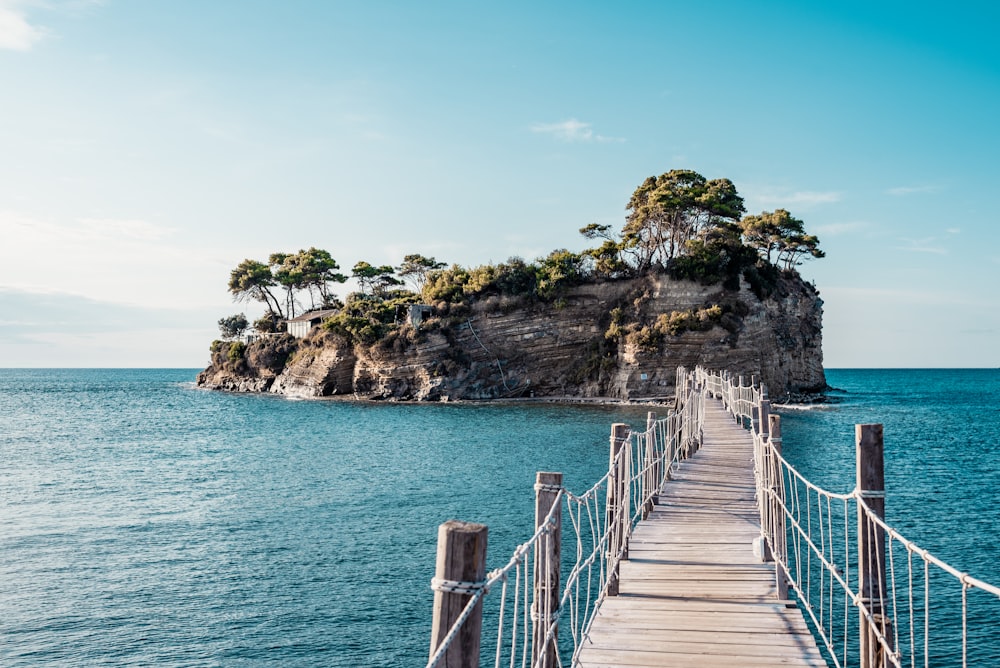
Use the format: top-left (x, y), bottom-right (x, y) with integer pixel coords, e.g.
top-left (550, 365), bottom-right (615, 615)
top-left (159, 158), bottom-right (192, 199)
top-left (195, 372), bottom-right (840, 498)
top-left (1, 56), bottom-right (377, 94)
top-left (1, 368), bottom-right (998, 667)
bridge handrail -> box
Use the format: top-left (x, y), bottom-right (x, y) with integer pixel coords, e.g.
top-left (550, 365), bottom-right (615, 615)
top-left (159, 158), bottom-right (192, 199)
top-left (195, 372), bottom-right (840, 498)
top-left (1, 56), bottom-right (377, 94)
top-left (426, 367), bottom-right (708, 667)
top-left (427, 366), bottom-right (1000, 667)
top-left (702, 367), bottom-right (1000, 668)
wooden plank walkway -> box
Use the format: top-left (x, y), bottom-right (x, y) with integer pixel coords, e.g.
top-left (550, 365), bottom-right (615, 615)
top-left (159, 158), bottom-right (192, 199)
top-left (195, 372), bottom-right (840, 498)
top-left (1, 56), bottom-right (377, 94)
top-left (576, 400), bottom-right (828, 667)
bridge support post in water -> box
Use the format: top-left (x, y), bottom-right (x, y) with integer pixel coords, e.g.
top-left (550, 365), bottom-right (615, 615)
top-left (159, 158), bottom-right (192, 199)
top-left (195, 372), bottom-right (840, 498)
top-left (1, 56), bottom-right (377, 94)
top-left (429, 520), bottom-right (488, 668)
top-left (606, 423), bottom-right (629, 596)
top-left (533, 471), bottom-right (562, 667)
top-left (857, 423), bottom-right (893, 668)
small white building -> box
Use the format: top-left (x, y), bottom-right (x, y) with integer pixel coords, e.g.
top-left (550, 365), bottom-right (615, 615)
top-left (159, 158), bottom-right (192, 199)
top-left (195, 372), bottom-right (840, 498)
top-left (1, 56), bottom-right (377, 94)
top-left (286, 309), bottom-right (339, 338)
top-left (407, 304), bottom-right (433, 327)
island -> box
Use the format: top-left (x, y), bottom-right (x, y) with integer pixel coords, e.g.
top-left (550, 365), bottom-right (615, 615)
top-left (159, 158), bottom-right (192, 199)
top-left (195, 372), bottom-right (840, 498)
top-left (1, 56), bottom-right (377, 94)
top-left (197, 169), bottom-right (826, 402)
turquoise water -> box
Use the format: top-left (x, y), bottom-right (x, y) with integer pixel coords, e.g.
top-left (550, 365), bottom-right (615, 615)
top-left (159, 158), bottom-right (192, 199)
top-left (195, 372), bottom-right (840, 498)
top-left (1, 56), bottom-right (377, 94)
top-left (1, 368), bottom-right (998, 666)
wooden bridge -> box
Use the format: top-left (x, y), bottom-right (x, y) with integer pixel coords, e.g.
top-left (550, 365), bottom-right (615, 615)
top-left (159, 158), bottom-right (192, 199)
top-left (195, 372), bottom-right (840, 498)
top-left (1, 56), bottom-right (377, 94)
top-left (424, 367), bottom-right (1000, 668)
top-left (575, 399), bottom-right (824, 667)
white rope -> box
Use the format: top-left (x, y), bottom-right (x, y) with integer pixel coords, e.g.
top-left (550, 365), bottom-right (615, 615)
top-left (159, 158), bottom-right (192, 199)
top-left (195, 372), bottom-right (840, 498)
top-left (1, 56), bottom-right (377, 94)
top-left (427, 366), bottom-right (1000, 668)
top-left (431, 576), bottom-right (494, 596)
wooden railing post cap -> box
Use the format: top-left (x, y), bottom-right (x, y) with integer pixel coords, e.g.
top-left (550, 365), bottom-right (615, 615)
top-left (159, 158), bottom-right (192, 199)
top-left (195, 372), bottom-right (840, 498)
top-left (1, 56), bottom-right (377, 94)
top-left (438, 519), bottom-right (488, 536)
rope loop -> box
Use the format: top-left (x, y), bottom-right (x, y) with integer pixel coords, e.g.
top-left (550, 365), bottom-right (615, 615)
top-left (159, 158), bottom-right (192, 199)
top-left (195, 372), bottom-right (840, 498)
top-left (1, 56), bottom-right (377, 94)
top-left (856, 489), bottom-right (886, 500)
top-left (431, 576), bottom-right (490, 596)
top-left (533, 483), bottom-right (564, 495)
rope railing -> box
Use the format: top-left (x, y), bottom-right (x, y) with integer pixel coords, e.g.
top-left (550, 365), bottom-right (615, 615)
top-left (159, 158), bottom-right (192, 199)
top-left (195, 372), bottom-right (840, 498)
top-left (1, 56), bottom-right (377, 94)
top-left (426, 368), bottom-right (708, 667)
top-left (426, 366), bottom-right (1000, 667)
top-left (704, 367), bottom-right (1000, 668)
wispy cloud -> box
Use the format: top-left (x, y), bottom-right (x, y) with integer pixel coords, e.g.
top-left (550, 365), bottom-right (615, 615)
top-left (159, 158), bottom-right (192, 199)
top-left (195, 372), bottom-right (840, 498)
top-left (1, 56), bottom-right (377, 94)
top-left (79, 218), bottom-right (177, 242)
top-left (895, 236), bottom-right (947, 254)
top-left (886, 185), bottom-right (940, 196)
top-left (813, 221), bottom-right (866, 236)
top-left (946, 227), bottom-right (960, 235)
top-left (756, 191), bottom-right (842, 207)
top-left (530, 118), bottom-right (624, 143)
top-left (0, 211), bottom-right (226, 309)
top-left (0, 0), bottom-right (45, 50)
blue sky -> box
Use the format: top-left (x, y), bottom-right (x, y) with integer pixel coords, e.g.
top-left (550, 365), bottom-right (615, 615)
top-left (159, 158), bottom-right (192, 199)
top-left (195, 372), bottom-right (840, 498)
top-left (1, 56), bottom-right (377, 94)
top-left (1, 0), bottom-right (997, 368)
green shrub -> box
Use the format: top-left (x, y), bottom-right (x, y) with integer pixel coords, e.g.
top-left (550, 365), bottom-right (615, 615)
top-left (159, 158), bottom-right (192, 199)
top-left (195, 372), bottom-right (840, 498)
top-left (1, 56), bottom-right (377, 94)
top-left (227, 341), bottom-right (246, 361)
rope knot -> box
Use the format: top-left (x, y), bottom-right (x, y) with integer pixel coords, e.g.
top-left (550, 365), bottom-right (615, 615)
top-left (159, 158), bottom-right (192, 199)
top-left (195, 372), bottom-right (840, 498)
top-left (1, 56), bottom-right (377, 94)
top-left (430, 577), bottom-right (489, 596)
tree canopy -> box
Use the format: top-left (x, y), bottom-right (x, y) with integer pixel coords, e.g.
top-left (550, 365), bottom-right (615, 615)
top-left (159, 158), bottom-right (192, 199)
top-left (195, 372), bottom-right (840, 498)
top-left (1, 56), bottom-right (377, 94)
top-left (578, 168), bottom-right (822, 282)
top-left (227, 248), bottom-right (347, 319)
top-left (220, 168), bottom-right (824, 347)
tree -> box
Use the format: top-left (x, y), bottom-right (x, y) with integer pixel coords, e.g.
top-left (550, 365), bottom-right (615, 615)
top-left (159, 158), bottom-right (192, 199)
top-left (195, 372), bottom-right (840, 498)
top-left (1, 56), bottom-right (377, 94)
top-left (739, 209), bottom-right (824, 270)
top-left (397, 254), bottom-right (446, 291)
top-left (535, 249), bottom-right (587, 299)
top-left (580, 223), bottom-right (629, 277)
top-left (622, 170), bottom-right (746, 271)
top-left (268, 252), bottom-right (301, 318)
top-left (289, 247), bottom-right (348, 309)
top-left (352, 261), bottom-right (403, 299)
top-left (228, 259), bottom-right (283, 318)
top-left (218, 313), bottom-right (249, 340)
top-left (266, 248), bottom-right (349, 317)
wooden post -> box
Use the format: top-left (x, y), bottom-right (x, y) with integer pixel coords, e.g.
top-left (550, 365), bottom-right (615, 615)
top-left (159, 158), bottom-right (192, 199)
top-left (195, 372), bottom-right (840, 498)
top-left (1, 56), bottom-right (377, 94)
top-left (737, 376), bottom-right (745, 423)
top-left (857, 424), bottom-right (892, 668)
top-left (769, 414), bottom-right (788, 600)
top-left (533, 472), bottom-right (562, 667)
top-left (606, 423), bottom-right (629, 596)
top-left (429, 520), bottom-right (488, 668)
top-left (642, 411), bottom-right (660, 519)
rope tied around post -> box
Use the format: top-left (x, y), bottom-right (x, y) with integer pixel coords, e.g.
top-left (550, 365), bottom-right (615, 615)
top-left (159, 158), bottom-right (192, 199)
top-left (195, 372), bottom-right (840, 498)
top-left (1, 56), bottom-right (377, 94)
top-left (430, 569), bottom-right (503, 596)
top-left (533, 482), bottom-right (564, 495)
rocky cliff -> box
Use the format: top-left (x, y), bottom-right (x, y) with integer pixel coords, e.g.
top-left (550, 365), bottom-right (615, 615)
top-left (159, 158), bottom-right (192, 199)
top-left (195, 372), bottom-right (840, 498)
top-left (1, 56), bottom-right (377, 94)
top-left (197, 273), bottom-right (825, 402)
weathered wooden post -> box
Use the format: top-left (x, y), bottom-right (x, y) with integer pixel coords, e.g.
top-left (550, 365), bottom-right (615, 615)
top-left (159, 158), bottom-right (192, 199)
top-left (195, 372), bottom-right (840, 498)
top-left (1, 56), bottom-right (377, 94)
top-left (737, 376), bottom-right (745, 423)
top-left (642, 412), bottom-right (657, 516)
top-left (769, 414), bottom-right (788, 600)
top-left (857, 424), bottom-right (892, 668)
top-left (606, 423), bottom-right (629, 596)
top-left (759, 387), bottom-right (770, 441)
top-left (647, 411), bottom-right (659, 509)
top-left (533, 472), bottom-right (562, 667)
top-left (429, 520), bottom-right (489, 668)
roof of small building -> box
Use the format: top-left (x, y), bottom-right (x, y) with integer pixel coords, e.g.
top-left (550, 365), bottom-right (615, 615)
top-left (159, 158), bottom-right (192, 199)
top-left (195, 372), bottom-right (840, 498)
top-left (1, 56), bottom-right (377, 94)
top-left (286, 309), bottom-right (339, 323)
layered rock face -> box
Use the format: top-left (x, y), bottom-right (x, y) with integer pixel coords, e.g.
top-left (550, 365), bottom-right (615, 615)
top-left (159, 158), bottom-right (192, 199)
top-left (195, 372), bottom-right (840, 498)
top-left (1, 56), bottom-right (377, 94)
top-left (196, 274), bottom-right (825, 401)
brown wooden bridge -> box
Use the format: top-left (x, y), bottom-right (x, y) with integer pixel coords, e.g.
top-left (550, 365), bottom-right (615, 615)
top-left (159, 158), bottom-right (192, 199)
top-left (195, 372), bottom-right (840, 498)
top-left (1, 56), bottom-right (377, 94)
top-left (424, 367), bottom-right (1000, 668)
top-left (575, 399), bottom-right (825, 667)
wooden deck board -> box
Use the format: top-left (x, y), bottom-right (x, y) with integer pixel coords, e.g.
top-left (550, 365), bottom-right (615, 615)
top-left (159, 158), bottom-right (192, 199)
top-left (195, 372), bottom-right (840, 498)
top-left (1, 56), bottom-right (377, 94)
top-left (575, 400), bottom-right (828, 667)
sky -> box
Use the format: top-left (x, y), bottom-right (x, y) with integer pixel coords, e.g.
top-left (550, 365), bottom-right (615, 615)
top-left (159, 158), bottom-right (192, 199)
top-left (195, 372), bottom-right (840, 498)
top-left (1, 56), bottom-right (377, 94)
top-left (1, 0), bottom-right (998, 368)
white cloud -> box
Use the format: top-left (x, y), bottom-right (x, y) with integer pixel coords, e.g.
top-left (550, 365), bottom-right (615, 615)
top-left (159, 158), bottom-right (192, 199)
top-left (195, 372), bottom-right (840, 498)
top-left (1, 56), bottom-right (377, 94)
top-left (79, 217), bottom-right (177, 241)
top-left (0, 1), bottom-right (45, 50)
top-left (756, 191), bottom-right (842, 207)
top-left (813, 221), bottom-right (866, 236)
top-left (946, 227), bottom-right (960, 235)
top-left (886, 185), bottom-right (939, 196)
top-left (530, 118), bottom-right (624, 143)
top-left (895, 236), bottom-right (947, 255)
top-left (0, 211), bottom-right (230, 309)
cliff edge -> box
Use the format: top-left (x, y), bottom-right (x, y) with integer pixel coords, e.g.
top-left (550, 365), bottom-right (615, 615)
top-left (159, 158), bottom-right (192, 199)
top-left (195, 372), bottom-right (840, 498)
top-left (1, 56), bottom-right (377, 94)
top-left (197, 273), bottom-right (824, 402)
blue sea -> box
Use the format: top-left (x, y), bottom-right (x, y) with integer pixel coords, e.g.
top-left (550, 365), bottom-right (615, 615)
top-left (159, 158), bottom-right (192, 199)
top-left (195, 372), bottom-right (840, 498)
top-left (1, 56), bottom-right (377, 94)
top-left (1, 368), bottom-right (998, 666)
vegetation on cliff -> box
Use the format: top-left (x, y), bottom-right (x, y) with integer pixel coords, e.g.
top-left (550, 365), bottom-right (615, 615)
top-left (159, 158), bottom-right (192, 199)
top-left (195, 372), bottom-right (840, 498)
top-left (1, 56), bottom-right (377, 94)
top-left (211, 169), bottom-right (825, 378)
